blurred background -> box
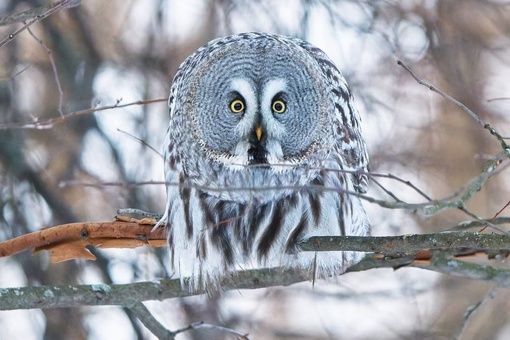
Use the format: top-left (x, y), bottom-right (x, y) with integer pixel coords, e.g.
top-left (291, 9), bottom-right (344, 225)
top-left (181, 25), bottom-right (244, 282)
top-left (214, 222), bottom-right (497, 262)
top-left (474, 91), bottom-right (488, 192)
top-left (1, 0), bottom-right (510, 339)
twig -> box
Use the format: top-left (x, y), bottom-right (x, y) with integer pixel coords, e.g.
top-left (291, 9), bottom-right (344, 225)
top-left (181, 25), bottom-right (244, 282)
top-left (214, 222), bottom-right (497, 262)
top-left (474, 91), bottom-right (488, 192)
top-left (369, 172), bottom-right (433, 201)
top-left (26, 27), bottom-right (65, 117)
top-left (0, 98), bottom-right (167, 130)
top-left (370, 177), bottom-right (404, 203)
top-left (397, 60), bottom-right (509, 150)
top-left (129, 302), bottom-right (173, 339)
top-left (420, 151), bottom-right (510, 216)
top-left (456, 207), bottom-right (507, 234)
top-left (480, 200), bottom-right (510, 232)
top-left (0, 64), bottom-right (32, 81)
top-left (59, 180), bottom-right (165, 189)
top-left (0, 0), bottom-right (81, 48)
top-left (117, 208), bottom-right (163, 219)
top-left (415, 254), bottom-right (510, 288)
top-left (487, 97), bottom-right (510, 102)
top-left (59, 151), bottom-right (509, 218)
top-left (182, 322), bottom-right (250, 339)
top-left (450, 217), bottom-right (510, 231)
top-left (454, 288), bottom-right (497, 340)
top-left (1, 218), bottom-right (510, 270)
top-left (116, 128), bottom-right (163, 158)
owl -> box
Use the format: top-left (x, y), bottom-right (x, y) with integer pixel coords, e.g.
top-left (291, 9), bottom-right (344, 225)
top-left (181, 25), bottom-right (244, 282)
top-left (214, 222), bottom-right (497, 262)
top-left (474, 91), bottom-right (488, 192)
top-left (156, 32), bottom-right (370, 291)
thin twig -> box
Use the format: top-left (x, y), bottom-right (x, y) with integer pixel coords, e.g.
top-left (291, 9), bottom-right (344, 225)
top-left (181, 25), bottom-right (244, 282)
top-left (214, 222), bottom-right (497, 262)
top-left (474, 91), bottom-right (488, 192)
top-left (456, 207), bottom-right (507, 234)
top-left (59, 180), bottom-right (165, 189)
top-left (117, 128), bottom-right (163, 158)
top-left (60, 151), bottom-right (509, 217)
top-left (480, 200), bottom-right (510, 232)
top-left (454, 288), bottom-right (497, 340)
top-left (117, 208), bottom-right (163, 219)
top-left (450, 217), bottom-right (510, 231)
top-left (369, 172), bottom-right (433, 200)
top-left (487, 97), bottom-right (510, 102)
top-left (26, 26), bottom-right (65, 117)
top-left (0, 64), bottom-right (32, 81)
top-left (0, 0), bottom-right (81, 48)
top-left (0, 98), bottom-right (167, 130)
top-left (173, 322), bottom-right (250, 339)
top-left (397, 60), bottom-right (509, 150)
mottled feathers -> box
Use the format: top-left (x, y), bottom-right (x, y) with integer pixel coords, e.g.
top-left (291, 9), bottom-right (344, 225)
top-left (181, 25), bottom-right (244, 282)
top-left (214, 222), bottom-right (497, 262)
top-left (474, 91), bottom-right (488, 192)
top-left (157, 32), bottom-right (370, 291)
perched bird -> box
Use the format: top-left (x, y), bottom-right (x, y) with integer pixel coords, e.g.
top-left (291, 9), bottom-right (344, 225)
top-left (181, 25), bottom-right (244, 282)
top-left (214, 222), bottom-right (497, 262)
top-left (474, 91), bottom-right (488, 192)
top-left (156, 32), bottom-right (370, 291)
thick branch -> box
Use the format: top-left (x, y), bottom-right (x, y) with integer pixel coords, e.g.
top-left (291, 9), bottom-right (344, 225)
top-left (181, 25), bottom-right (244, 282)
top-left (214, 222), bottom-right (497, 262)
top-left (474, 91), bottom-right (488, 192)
top-left (299, 231), bottom-right (510, 255)
top-left (1, 218), bottom-right (510, 262)
top-left (0, 217), bottom-right (166, 261)
top-left (1, 252), bottom-right (509, 311)
top-left (2, 218), bottom-right (510, 311)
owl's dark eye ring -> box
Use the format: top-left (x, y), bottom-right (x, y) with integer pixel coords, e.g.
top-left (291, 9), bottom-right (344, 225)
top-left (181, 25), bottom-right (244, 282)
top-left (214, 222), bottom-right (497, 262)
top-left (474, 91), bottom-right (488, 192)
top-left (272, 99), bottom-right (286, 114)
top-left (230, 99), bottom-right (245, 113)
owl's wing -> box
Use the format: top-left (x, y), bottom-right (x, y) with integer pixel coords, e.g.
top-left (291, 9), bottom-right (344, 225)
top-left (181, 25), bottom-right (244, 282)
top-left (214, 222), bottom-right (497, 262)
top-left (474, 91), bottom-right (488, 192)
top-left (290, 38), bottom-right (369, 193)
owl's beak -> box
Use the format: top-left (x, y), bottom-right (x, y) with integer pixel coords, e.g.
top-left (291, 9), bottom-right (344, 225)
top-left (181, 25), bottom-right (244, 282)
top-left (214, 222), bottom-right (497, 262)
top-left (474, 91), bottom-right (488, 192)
top-left (255, 125), bottom-right (263, 141)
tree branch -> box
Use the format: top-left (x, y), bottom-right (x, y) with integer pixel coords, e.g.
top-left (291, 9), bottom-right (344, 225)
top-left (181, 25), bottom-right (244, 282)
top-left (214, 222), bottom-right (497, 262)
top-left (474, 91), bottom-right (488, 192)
top-left (1, 249), bottom-right (509, 311)
top-left (397, 60), bottom-right (509, 150)
top-left (0, 0), bottom-right (81, 48)
top-left (1, 216), bottom-right (510, 262)
top-left (299, 232), bottom-right (510, 255)
top-left (0, 98), bottom-right (167, 130)
top-left (129, 302), bottom-right (174, 339)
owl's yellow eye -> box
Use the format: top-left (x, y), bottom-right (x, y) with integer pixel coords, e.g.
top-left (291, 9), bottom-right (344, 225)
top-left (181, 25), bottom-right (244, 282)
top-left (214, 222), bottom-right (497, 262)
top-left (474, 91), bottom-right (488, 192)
top-left (230, 99), bottom-right (245, 113)
top-left (272, 99), bottom-right (286, 114)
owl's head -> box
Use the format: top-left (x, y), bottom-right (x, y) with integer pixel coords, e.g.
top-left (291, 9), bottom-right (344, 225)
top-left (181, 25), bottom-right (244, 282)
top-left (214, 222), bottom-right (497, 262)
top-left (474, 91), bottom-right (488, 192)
top-left (178, 34), bottom-right (335, 169)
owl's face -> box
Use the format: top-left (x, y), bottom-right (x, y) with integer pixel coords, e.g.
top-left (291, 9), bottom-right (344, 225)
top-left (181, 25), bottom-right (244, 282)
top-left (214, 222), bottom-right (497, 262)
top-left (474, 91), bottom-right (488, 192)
top-left (185, 41), bottom-right (333, 168)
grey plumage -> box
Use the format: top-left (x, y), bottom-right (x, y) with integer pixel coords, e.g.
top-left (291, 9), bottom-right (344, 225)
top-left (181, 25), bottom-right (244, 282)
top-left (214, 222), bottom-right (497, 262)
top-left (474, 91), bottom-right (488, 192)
top-left (156, 32), bottom-right (370, 291)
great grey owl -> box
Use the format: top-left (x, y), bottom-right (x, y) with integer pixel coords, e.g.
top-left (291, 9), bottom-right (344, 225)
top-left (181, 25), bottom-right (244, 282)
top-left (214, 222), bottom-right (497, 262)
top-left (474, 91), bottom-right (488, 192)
top-left (156, 32), bottom-right (370, 291)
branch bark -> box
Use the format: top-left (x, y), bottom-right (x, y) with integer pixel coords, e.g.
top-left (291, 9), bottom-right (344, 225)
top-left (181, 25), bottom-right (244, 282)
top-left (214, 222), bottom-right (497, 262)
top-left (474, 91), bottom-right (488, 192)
top-left (2, 226), bottom-right (510, 312)
top-left (1, 249), bottom-right (509, 311)
top-left (1, 217), bottom-right (509, 263)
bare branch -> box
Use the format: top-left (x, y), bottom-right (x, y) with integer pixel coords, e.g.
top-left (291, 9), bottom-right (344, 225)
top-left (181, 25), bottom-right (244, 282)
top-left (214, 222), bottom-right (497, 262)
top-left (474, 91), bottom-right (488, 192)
top-left (450, 217), bottom-right (510, 231)
top-left (480, 200), bottom-right (510, 232)
top-left (1, 251), bottom-right (509, 311)
top-left (59, 180), bottom-right (165, 189)
top-left (129, 302), bottom-right (174, 339)
top-left (116, 208), bottom-right (163, 219)
top-left (414, 254), bottom-right (510, 288)
top-left (182, 322), bottom-right (250, 339)
top-left (370, 172), bottom-right (433, 201)
top-left (0, 217), bottom-right (166, 260)
top-left (299, 232), bottom-right (510, 255)
top-left (58, 150), bottom-right (509, 218)
top-left (122, 304), bottom-right (250, 339)
top-left (0, 98), bottom-right (167, 130)
top-left (26, 26), bottom-right (65, 117)
top-left (397, 60), bottom-right (509, 150)
top-left (116, 128), bottom-right (164, 159)
top-left (0, 268), bottom-right (308, 311)
top-left (454, 289), bottom-right (497, 340)
top-left (0, 0), bottom-right (81, 48)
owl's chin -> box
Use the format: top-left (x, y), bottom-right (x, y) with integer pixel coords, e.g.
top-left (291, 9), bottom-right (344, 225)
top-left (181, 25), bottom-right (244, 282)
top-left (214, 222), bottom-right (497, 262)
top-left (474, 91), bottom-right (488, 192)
top-left (247, 144), bottom-right (268, 165)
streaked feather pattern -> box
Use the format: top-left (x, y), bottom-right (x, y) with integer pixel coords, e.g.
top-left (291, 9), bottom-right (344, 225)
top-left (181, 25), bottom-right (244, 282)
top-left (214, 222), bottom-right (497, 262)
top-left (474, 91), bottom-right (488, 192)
top-left (157, 32), bottom-right (370, 291)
